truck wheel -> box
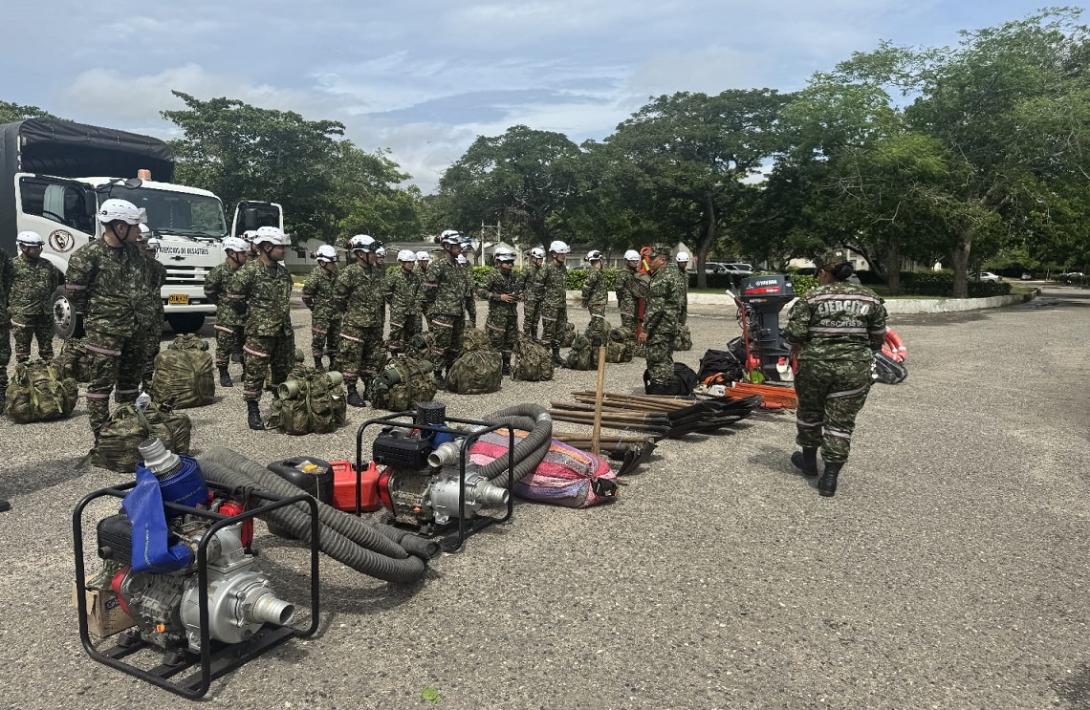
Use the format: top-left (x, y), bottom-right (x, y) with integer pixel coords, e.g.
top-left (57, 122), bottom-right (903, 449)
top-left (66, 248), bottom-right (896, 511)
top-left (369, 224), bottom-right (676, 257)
top-left (53, 286), bottom-right (85, 340)
top-left (166, 314), bottom-right (206, 334)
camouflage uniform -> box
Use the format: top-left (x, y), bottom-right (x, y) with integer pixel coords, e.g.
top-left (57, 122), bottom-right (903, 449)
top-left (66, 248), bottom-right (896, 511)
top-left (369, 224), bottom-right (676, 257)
top-left (229, 259), bottom-right (295, 401)
top-left (334, 260), bottom-right (385, 390)
top-left (423, 253), bottom-right (474, 367)
top-left (615, 265), bottom-right (640, 337)
top-left (479, 268), bottom-right (520, 357)
top-left (137, 254), bottom-right (166, 389)
top-left (10, 253), bottom-right (62, 362)
top-left (519, 261), bottom-right (544, 338)
top-left (641, 264), bottom-right (683, 386)
top-left (0, 250), bottom-right (13, 398)
top-left (785, 281), bottom-right (888, 463)
top-left (581, 268), bottom-right (609, 344)
top-left (204, 261), bottom-right (246, 368)
top-left (385, 266), bottom-right (422, 354)
top-left (676, 264), bottom-right (689, 326)
top-left (538, 260), bottom-right (568, 348)
top-left (65, 240), bottom-right (149, 430)
top-left (302, 265), bottom-right (341, 366)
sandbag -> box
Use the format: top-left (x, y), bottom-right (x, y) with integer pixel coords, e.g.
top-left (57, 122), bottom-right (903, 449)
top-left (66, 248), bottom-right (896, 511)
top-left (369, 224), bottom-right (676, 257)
top-left (272, 366), bottom-right (347, 435)
top-left (150, 334), bottom-right (215, 409)
top-left (511, 335), bottom-right (554, 382)
top-left (564, 334), bottom-right (597, 371)
top-left (4, 360), bottom-right (79, 423)
top-left (92, 402), bottom-right (192, 473)
top-left (446, 349), bottom-right (502, 394)
top-left (673, 324), bottom-right (692, 351)
top-left (369, 355), bottom-right (437, 412)
top-left (644, 362), bottom-right (698, 396)
top-left (559, 320), bottom-right (576, 348)
top-left (54, 337), bottom-right (91, 383)
top-left (605, 327), bottom-right (633, 364)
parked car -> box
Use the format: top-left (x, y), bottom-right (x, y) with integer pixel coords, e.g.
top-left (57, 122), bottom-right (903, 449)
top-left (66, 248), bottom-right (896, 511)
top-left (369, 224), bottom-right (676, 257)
top-left (704, 261), bottom-right (726, 274)
top-left (726, 262), bottom-right (754, 276)
top-left (975, 271), bottom-right (1002, 282)
top-left (1058, 271), bottom-right (1085, 283)
top-left (1020, 272), bottom-right (1033, 281)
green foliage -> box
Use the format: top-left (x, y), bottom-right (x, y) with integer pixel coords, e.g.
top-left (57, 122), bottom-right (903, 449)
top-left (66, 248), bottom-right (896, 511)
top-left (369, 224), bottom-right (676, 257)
top-left (789, 275), bottom-right (819, 297)
top-left (0, 100), bottom-right (56, 123)
top-left (564, 267), bottom-right (619, 291)
top-left (898, 272), bottom-right (1012, 297)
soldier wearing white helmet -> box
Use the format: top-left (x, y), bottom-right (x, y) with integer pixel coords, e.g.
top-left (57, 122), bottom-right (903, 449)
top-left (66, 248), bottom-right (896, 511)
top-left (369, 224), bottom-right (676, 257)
top-left (227, 225), bottom-right (295, 429)
top-left (334, 235), bottom-right (386, 406)
top-left (384, 249), bottom-right (423, 353)
top-left (134, 223), bottom-right (167, 391)
top-left (616, 248), bottom-right (643, 339)
top-left (423, 230), bottom-right (476, 386)
top-left (301, 244), bottom-right (342, 371)
top-left (8, 231), bottom-right (62, 370)
top-left (581, 249), bottom-right (609, 345)
top-left (519, 246), bottom-right (547, 339)
top-left (539, 240), bottom-right (571, 365)
top-left (478, 247), bottom-right (520, 374)
top-left (675, 252), bottom-right (690, 328)
top-left (204, 237), bottom-right (251, 385)
top-left (64, 198), bottom-right (150, 433)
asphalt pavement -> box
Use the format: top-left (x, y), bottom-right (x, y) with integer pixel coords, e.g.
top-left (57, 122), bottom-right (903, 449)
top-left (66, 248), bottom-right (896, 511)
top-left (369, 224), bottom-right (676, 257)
top-left (1, 286), bottom-right (1088, 709)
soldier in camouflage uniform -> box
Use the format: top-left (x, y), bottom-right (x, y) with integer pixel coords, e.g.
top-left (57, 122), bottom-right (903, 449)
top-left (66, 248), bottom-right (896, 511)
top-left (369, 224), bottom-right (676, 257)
top-left (0, 244), bottom-right (13, 414)
top-left (479, 247), bottom-right (520, 375)
top-left (785, 256), bottom-right (887, 497)
top-left (135, 225), bottom-right (166, 391)
top-left (675, 252), bottom-right (690, 327)
top-left (10, 231), bottom-right (62, 364)
top-left (616, 249), bottom-right (642, 341)
top-left (635, 246), bottom-right (682, 389)
top-left (385, 250), bottom-right (423, 355)
top-left (539, 240), bottom-right (570, 366)
top-left (423, 231), bottom-right (475, 388)
top-left (415, 251), bottom-right (431, 332)
top-left (301, 244), bottom-right (341, 371)
top-left (335, 234), bottom-right (385, 407)
top-left (203, 236), bottom-right (249, 386)
top-left (229, 226), bottom-right (295, 430)
top-left (581, 249), bottom-right (609, 345)
top-left (520, 246), bottom-right (545, 339)
top-left (65, 199), bottom-right (149, 433)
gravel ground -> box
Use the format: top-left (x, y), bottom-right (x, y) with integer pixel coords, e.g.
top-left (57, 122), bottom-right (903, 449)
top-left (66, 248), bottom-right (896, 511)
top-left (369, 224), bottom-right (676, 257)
top-left (1, 287), bottom-right (1089, 709)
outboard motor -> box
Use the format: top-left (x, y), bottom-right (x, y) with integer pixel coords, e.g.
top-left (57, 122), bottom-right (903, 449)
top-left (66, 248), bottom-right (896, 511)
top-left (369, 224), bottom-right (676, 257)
top-left (737, 274), bottom-right (796, 382)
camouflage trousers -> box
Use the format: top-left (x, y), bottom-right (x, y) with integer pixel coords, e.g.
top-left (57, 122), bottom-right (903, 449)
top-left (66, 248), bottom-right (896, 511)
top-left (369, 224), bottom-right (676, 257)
top-left (620, 311), bottom-right (638, 341)
top-left (0, 324), bottom-right (9, 391)
top-left (213, 322), bottom-right (244, 368)
top-left (387, 311), bottom-right (420, 354)
top-left (139, 327), bottom-right (162, 391)
top-left (584, 305), bottom-right (608, 346)
top-left (485, 306), bottom-right (518, 355)
top-left (83, 328), bottom-right (148, 432)
top-left (522, 300), bottom-right (542, 339)
top-left (429, 314), bottom-right (465, 365)
top-left (11, 314), bottom-right (54, 362)
top-left (242, 332), bottom-right (295, 402)
top-left (311, 316), bottom-right (342, 361)
top-left (644, 330), bottom-right (675, 385)
top-left (539, 303), bottom-right (567, 347)
top-left (795, 359), bottom-right (872, 464)
top-left (337, 324), bottom-right (384, 386)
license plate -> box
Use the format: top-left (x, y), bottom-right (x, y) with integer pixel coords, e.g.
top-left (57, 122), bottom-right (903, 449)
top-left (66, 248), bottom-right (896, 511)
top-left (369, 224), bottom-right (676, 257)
top-left (168, 294), bottom-right (189, 305)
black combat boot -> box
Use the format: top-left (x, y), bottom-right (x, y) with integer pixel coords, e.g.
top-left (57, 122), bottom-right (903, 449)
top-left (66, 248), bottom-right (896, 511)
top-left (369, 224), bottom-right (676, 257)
top-left (328, 357), bottom-right (339, 372)
top-left (0, 388), bottom-right (6, 414)
top-left (501, 353), bottom-right (512, 376)
top-left (347, 382), bottom-right (366, 408)
top-left (818, 461), bottom-right (843, 497)
top-left (552, 346), bottom-right (564, 367)
top-left (218, 365), bottom-right (234, 387)
top-left (246, 400), bottom-right (264, 431)
top-left (790, 447), bottom-right (819, 477)
top-left (313, 356), bottom-right (324, 371)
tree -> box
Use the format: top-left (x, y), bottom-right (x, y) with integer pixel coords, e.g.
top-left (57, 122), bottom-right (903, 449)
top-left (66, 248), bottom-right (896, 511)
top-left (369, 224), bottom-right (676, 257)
top-left (0, 100), bottom-right (56, 124)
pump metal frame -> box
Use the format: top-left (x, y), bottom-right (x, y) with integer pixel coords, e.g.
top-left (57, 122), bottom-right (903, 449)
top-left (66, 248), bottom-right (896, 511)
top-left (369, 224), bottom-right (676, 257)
top-left (72, 482), bottom-right (320, 700)
top-left (355, 412), bottom-right (516, 552)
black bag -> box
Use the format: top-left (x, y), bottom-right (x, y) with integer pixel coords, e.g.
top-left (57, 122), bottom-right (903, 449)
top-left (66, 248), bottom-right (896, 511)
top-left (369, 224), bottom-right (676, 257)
top-left (696, 348), bottom-right (745, 384)
top-left (873, 352), bottom-right (908, 385)
top-left (643, 362), bottom-right (698, 396)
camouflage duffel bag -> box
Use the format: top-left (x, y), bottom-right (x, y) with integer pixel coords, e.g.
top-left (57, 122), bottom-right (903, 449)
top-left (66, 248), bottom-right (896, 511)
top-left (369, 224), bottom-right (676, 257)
top-left (559, 320), bottom-right (576, 348)
top-left (446, 349), bottom-right (502, 394)
top-left (461, 328), bottom-right (491, 353)
top-left (564, 334), bottom-right (597, 371)
top-left (369, 355), bottom-right (437, 412)
top-left (605, 327), bottom-right (633, 364)
top-left (272, 366), bottom-right (347, 435)
top-left (4, 360), bottom-right (79, 423)
top-left (54, 337), bottom-right (91, 383)
top-left (673, 324), bottom-right (693, 352)
top-left (511, 335), bottom-right (554, 382)
top-left (151, 334), bottom-right (215, 409)
top-left (91, 402), bottom-right (192, 473)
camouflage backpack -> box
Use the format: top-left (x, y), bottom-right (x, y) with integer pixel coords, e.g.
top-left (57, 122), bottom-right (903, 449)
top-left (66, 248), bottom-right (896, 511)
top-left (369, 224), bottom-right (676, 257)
top-left (560, 320), bottom-right (576, 347)
top-left (673, 324), bottom-right (693, 352)
top-left (447, 349), bottom-right (502, 394)
top-left (4, 360), bottom-right (79, 423)
top-left (511, 334), bottom-right (554, 382)
top-left (565, 334), bottom-right (598, 371)
top-left (151, 334), bottom-right (216, 409)
top-left (605, 327), bottom-right (633, 364)
top-left (91, 402), bottom-right (192, 473)
top-left (461, 328), bottom-right (491, 353)
top-left (271, 366), bottom-right (348, 435)
top-left (54, 337), bottom-right (91, 383)
top-left (369, 355), bottom-right (437, 412)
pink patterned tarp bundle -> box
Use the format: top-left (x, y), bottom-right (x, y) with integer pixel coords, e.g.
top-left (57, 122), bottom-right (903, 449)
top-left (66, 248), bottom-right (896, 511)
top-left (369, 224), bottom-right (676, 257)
top-left (469, 430), bottom-right (617, 508)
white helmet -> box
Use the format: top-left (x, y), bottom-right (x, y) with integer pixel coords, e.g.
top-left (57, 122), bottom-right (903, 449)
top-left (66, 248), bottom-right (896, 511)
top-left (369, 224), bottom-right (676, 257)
top-left (241, 229), bottom-right (258, 243)
top-left (315, 244), bottom-right (338, 262)
top-left (585, 249), bottom-right (603, 262)
top-left (624, 249), bottom-right (640, 262)
top-left (253, 226), bottom-right (287, 247)
top-left (529, 247), bottom-right (545, 259)
top-left (549, 240), bottom-right (570, 255)
top-left (457, 254), bottom-right (468, 265)
top-left (137, 223), bottom-right (153, 239)
top-left (415, 250), bottom-right (431, 262)
top-left (97, 198), bottom-right (142, 226)
top-left (16, 231), bottom-right (44, 247)
top-left (676, 252), bottom-right (690, 263)
top-left (348, 234), bottom-right (375, 252)
top-left (397, 249), bottom-right (417, 262)
top-left (494, 247), bottom-right (515, 263)
top-left (145, 237), bottom-right (161, 251)
top-left (375, 246), bottom-right (386, 257)
top-left (223, 237), bottom-right (249, 254)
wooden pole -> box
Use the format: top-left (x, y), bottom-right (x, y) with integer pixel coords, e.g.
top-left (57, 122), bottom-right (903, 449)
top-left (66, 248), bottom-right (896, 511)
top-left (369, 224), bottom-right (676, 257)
top-left (590, 344), bottom-right (608, 456)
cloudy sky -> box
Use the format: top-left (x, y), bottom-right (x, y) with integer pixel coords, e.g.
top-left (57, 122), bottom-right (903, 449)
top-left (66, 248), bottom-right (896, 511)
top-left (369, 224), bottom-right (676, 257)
top-left (1, 0), bottom-right (1070, 191)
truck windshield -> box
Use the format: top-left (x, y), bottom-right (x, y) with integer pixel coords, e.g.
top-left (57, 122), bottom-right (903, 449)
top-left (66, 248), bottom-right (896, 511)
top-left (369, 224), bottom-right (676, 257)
top-left (110, 186), bottom-right (227, 239)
